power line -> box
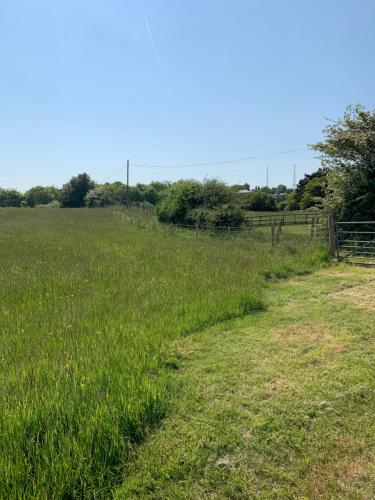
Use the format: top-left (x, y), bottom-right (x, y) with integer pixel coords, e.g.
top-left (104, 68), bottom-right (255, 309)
top-left (132, 147), bottom-right (307, 169)
top-left (105, 165), bottom-right (127, 180)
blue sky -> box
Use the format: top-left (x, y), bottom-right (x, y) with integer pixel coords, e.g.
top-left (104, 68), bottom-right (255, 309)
top-left (1, 0), bottom-right (374, 191)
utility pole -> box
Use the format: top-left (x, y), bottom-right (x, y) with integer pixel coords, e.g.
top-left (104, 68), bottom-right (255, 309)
top-left (293, 164), bottom-right (296, 189)
top-left (127, 159), bottom-right (130, 192)
top-left (126, 159), bottom-right (130, 207)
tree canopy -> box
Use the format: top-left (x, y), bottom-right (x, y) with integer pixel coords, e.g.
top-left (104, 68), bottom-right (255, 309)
top-left (311, 105), bottom-right (375, 220)
top-left (0, 189), bottom-right (23, 207)
top-left (60, 173), bottom-right (95, 208)
top-left (240, 189), bottom-right (277, 212)
top-left (25, 186), bottom-right (59, 207)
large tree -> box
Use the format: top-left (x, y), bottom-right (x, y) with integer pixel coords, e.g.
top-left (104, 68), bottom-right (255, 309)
top-left (60, 173), bottom-right (95, 208)
top-left (311, 105), bottom-right (375, 220)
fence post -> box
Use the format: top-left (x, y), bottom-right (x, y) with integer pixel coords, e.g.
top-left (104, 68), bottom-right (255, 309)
top-left (328, 213), bottom-right (337, 257)
top-left (195, 223), bottom-right (199, 240)
top-left (275, 221), bottom-right (282, 243)
top-left (271, 226), bottom-right (275, 246)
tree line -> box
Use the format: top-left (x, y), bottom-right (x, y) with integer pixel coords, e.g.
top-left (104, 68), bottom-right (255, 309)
top-left (1, 105), bottom-right (374, 224)
top-left (0, 178), bottom-right (169, 209)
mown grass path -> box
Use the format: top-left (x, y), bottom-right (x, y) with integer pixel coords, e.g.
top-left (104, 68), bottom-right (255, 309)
top-left (117, 265), bottom-right (375, 499)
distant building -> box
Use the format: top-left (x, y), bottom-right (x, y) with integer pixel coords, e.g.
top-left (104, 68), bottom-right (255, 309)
top-left (272, 192), bottom-right (288, 199)
top-left (238, 182), bottom-right (250, 194)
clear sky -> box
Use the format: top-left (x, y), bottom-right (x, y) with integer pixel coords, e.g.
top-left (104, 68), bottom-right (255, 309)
top-left (1, 0), bottom-right (374, 191)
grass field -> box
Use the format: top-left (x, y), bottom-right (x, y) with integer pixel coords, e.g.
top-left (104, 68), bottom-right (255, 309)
top-left (0, 208), bottom-right (326, 498)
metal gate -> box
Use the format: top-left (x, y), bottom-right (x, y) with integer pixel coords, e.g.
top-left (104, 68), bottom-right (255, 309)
top-left (336, 221), bottom-right (375, 266)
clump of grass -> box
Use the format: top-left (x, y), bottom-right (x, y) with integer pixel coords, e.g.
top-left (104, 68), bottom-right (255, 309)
top-left (239, 295), bottom-right (268, 315)
top-left (0, 208), bottom-right (327, 497)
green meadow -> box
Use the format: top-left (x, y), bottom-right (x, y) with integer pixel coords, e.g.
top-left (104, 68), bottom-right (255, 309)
top-left (0, 208), bottom-right (326, 497)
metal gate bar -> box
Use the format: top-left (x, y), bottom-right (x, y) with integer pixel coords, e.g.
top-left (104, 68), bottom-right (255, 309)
top-left (336, 221), bottom-right (375, 266)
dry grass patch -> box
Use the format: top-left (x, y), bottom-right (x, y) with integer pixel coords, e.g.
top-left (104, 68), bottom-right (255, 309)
top-left (331, 280), bottom-right (375, 312)
top-left (305, 455), bottom-right (375, 499)
top-left (271, 321), bottom-right (337, 346)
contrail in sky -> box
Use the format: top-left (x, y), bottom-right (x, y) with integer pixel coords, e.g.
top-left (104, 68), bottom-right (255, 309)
top-left (143, 12), bottom-right (161, 63)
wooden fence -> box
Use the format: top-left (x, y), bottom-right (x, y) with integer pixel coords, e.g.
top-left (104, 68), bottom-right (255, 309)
top-left (246, 212), bottom-right (320, 227)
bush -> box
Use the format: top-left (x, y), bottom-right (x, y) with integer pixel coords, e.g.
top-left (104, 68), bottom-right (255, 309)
top-left (156, 179), bottom-right (245, 227)
top-left (0, 189), bottom-right (23, 207)
top-left (300, 177), bottom-right (326, 210)
top-left (241, 190), bottom-right (276, 211)
top-left (25, 186), bottom-right (59, 207)
top-left (86, 182), bottom-right (169, 208)
top-left (284, 191), bottom-right (299, 211)
top-left (156, 180), bottom-right (203, 224)
top-left (186, 204), bottom-right (245, 227)
top-left (35, 200), bottom-right (60, 208)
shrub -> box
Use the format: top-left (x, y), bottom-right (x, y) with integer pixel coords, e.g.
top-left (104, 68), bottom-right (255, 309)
top-left (241, 190), bottom-right (276, 211)
top-left (25, 186), bottom-right (59, 207)
top-left (0, 189), bottom-right (23, 207)
top-left (156, 179), bottom-right (245, 227)
top-left (156, 180), bottom-right (203, 224)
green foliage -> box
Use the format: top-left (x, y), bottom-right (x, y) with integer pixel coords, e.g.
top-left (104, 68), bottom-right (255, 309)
top-left (86, 182), bottom-right (126, 207)
top-left (201, 179), bottom-right (233, 208)
top-left (311, 105), bottom-right (375, 220)
top-left (35, 200), bottom-right (60, 208)
top-left (300, 176), bottom-right (326, 210)
top-left (86, 181), bottom-right (169, 207)
top-left (0, 189), bottom-right (23, 207)
top-left (187, 204), bottom-right (245, 227)
top-left (156, 180), bottom-right (201, 223)
top-left (25, 186), bottom-right (60, 207)
top-left (60, 173), bottom-right (95, 208)
top-left (0, 209), bottom-right (326, 498)
top-left (156, 179), bottom-right (244, 226)
top-left (240, 189), bottom-right (277, 211)
top-left (283, 169), bottom-right (328, 211)
top-left (295, 169), bottom-right (328, 206)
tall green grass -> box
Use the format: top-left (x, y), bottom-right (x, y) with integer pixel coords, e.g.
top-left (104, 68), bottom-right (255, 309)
top-left (0, 208), bottom-right (327, 497)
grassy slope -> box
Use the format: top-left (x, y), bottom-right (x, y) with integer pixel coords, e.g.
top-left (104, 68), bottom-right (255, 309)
top-left (0, 208), bottom-right (326, 498)
top-left (117, 265), bottom-right (375, 499)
